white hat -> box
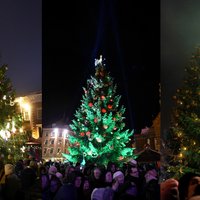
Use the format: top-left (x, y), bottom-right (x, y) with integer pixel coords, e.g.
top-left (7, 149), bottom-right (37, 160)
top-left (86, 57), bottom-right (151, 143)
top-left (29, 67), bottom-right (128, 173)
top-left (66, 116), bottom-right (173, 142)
top-left (48, 166), bottom-right (57, 175)
top-left (91, 187), bottom-right (114, 200)
top-left (56, 172), bottom-right (63, 179)
top-left (128, 159), bottom-right (137, 166)
top-left (113, 171), bottom-right (124, 180)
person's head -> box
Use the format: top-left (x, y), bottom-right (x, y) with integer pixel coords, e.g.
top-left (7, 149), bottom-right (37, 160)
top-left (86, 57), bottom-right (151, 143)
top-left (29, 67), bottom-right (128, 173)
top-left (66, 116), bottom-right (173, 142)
top-left (105, 171), bottom-right (113, 183)
top-left (91, 187), bottom-right (114, 200)
top-left (48, 165), bottom-right (57, 175)
top-left (113, 171), bottom-right (124, 184)
top-left (5, 164), bottom-right (14, 176)
top-left (93, 167), bottom-right (102, 179)
top-left (82, 176), bottom-right (90, 190)
top-left (127, 164), bottom-right (139, 178)
top-left (68, 170), bottom-right (83, 188)
top-left (128, 159), bottom-right (137, 168)
top-left (107, 161), bottom-right (117, 173)
top-left (179, 172), bottom-right (200, 200)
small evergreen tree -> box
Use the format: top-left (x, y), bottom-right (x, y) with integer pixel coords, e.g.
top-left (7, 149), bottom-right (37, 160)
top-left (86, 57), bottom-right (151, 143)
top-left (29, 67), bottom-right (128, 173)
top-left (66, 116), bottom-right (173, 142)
top-left (166, 47), bottom-right (200, 177)
top-left (63, 56), bottom-right (136, 166)
top-left (0, 64), bottom-right (29, 162)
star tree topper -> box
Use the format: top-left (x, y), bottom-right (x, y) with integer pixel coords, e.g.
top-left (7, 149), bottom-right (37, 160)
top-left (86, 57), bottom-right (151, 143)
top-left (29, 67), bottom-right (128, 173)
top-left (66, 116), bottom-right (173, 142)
top-left (95, 55), bottom-right (105, 67)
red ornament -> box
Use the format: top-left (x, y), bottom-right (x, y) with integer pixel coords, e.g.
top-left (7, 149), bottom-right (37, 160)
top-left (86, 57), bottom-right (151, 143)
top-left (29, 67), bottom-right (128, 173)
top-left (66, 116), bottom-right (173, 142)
top-left (107, 104), bottom-right (112, 109)
top-left (113, 118), bottom-right (116, 121)
top-left (101, 95), bottom-right (105, 100)
top-left (80, 132), bottom-right (85, 137)
top-left (88, 102), bottom-right (93, 107)
top-left (101, 108), bottom-right (106, 113)
top-left (94, 118), bottom-right (98, 123)
top-left (86, 131), bottom-right (91, 136)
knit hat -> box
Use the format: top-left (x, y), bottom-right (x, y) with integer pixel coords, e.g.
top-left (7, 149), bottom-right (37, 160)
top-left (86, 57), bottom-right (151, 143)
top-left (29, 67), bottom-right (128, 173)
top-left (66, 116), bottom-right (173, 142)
top-left (113, 171), bottom-right (124, 180)
top-left (56, 172), bottom-right (63, 179)
top-left (91, 187), bottom-right (114, 200)
top-left (48, 166), bottom-right (57, 175)
top-left (5, 164), bottom-right (14, 175)
top-left (128, 159), bottom-right (137, 167)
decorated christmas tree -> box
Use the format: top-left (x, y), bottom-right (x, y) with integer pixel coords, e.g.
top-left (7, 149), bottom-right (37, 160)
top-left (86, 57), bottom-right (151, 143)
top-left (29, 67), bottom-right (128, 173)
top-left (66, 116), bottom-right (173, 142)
top-left (62, 56), bottom-right (136, 166)
top-left (165, 47), bottom-right (200, 177)
top-left (0, 64), bottom-right (29, 162)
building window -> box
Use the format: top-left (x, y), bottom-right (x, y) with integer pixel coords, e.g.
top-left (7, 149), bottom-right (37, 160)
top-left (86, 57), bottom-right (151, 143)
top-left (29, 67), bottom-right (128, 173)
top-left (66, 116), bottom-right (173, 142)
top-left (51, 139), bottom-right (54, 145)
top-left (59, 132), bottom-right (62, 137)
top-left (37, 126), bottom-right (42, 138)
top-left (57, 148), bottom-right (61, 153)
top-left (50, 148), bottom-right (54, 154)
top-left (43, 148), bottom-right (47, 155)
top-left (37, 108), bottom-right (42, 120)
top-left (51, 132), bottom-right (55, 137)
top-left (44, 140), bottom-right (48, 145)
top-left (23, 111), bottom-right (30, 121)
top-left (58, 139), bottom-right (62, 145)
top-left (45, 131), bottom-right (48, 137)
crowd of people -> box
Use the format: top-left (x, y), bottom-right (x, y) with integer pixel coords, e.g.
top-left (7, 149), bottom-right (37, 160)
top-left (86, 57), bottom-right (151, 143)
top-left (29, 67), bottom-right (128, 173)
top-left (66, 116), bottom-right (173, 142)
top-left (0, 156), bottom-right (200, 200)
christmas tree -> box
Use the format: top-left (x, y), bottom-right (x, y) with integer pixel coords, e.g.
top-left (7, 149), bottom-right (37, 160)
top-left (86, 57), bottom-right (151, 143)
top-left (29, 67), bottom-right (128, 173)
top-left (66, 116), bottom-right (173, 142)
top-left (62, 56), bottom-right (136, 166)
top-left (0, 64), bottom-right (29, 162)
top-left (165, 47), bottom-right (200, 177)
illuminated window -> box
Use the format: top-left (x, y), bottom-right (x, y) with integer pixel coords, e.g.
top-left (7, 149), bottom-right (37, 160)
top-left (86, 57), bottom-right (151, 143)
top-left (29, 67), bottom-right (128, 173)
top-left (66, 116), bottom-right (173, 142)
top-left (23, 111), bottom-right (30, 121)
top-left (57, 148), bottom-right (61, 153)
top-left (51, 132), bottom-right (55, 137)
top-left (58, 139), bottom-right (62, 145)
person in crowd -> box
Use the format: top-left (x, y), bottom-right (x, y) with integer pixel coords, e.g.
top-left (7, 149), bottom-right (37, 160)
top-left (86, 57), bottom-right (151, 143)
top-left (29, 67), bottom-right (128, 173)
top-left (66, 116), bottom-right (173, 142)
top-left (89, 166), bottom-right (105, 191)
top-left (104, 170), bottom-right (113, 187)
top-left (43, 165), bottom-right (62, 200)
top-left (112, 170), bottom-right (129, 200)
top-left (160, 178), bottom-right (179, 200)
top-left (3, 163), bottom-right (23, 200)
top-left (91, 187), bottom-right (114, 200)
top-left (178, 172), bottom-right (200, 200)
top-left (81, 176), bottom-right (92, 200)
top-left (143, 166), bottom-right (160, 200)
top-left (20, 159), bottom-right (38, 200)
top-left (53, 170), bottom-right (84, 200)
top-left (124, 159), bottom-right (143, 199)
top-left (107, 162), bottom-right (117, 175)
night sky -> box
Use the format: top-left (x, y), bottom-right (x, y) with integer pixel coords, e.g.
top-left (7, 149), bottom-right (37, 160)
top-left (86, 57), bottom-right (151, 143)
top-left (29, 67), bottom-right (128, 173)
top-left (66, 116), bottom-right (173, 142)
top-left (1, 0), bottom-right (200, 137)
top-left (161, 0), bottom-right (200, 133)
top-left (43, 0), bottom-right (160, 132)
top-left (0, 0), bottom-right (42, 96)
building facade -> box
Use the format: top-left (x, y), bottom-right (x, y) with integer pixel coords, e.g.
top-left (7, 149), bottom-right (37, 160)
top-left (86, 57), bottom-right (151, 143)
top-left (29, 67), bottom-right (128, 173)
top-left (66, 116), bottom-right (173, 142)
top-left (42, 123), bottom-right (73, 162)
top-left (15, 91), bottom-right (42, 160)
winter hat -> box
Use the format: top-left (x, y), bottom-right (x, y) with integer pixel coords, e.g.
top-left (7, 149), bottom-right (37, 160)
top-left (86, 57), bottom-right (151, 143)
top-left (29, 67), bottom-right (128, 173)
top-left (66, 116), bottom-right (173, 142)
top-left (113, 171), bottom-right (124, 180)
top-left (48, 166), bottom-right (57, 175)
top-left (56, 172), bottom-right (63, 179)
top-left (5, 164), bottom-right (14, 175)
top-left (128, 159), bottom-right (137, 167)
top-left (91, 187), bottom-right (114, 200)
